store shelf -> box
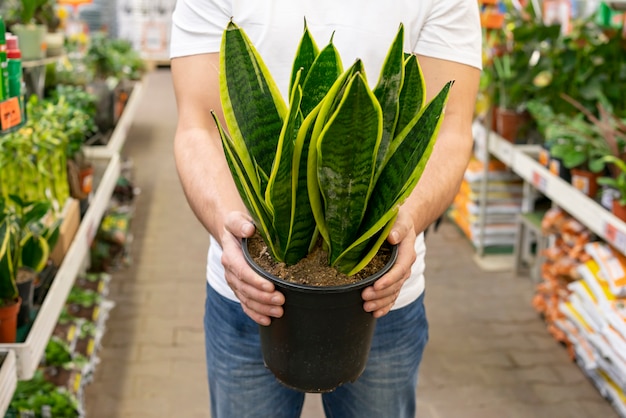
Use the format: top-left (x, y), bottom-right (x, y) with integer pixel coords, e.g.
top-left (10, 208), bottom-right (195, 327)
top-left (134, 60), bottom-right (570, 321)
top-left (485, 126), bottom-right (626, 256)
top-left (83, 80), bottom-right (144, 158)
top-left (0, 351), bottom-right (17, 416)
top-left (21, 54), bottom-right (67, 98)
top-left (0, 153), bottom-right (121, 380)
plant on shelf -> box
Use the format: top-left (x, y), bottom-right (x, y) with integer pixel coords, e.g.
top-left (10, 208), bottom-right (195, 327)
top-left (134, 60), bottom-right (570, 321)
top-left (7, 369), bottom-right (81, 418)
top-left (483, 3), bottom-right (561, 142)
top-left (0, 95), bottom-right (73, 207)
top-left (527, 94), bottom-right (626, 197)
top-left (514, 11), bottom-right (626, 120)
top-left (598, 156), bottom-right (626, 222)
top-left (85, 32), bottom-right (145, 82)
top-left (3, 0), bottom-right (55, 60)
top-left (528, 101), bottom-right (606, 171)
top-left (83, 33), bottom-right (145, 133)
top-left (0, 195), bottom-right (60, 334)
top-left (215, 20), bottom-right (450, 391)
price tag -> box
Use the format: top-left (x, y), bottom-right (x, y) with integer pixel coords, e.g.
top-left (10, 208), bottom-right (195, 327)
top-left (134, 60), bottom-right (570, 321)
top-left (0, 97), bottom-right (22, 131)
top-left (142, 21), bottom-right (167, 53)
top-left (532, 171), bottom-right (547, 193)
top-left (605, 222), bottom-right (626, 254)
top-left (499, 141), bottom-right (512, 164)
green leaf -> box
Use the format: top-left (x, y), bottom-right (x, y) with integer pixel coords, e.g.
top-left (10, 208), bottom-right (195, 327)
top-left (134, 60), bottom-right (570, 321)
top-left (20, 233), bottom-right (50, 273)
top-left (561, 148), bottom-right (586, 169)
top-left (0, 221), bottom-right (17, 301)
top-left (373, 24), bottom-right (405, 173)
top-left (335, 213), bottom-right (397, 275)
top-left (316, 73), bottom-right (382, 265)
top-left (367, 81), bottom-right (454, 236)
top-left (300, 39), bottom-right (343, 117)
top-left (213, 112), bottom-right (279, 259)
top-left (307, 59), bottom-right (366, 246)
top-left (396, 54), bottom-right (426, 140)
top-left (289, 21), bottom-right (320, 100)
top-left (220, 21), bottom-right (287, 183)
top-left (22, 201), bottom-right (51, 226)
top-left (266, 73), bottom-right (308, 262)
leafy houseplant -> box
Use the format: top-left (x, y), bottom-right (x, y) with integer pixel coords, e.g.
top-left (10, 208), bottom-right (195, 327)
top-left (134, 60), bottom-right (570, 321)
top-left (528, 94), bottom-right (626, 197)
top-left (217, 21), bottom-right (450, 276)
top-left (215, 21), bottom-right (451, 392)
top-left (598, 156), bottom-right (626, 222)
top-left (0, 196), bottom-right (59, 333)
top-left (6, 0), bottom-right (52, 60)
top-left (484, 2), bottom-right (561, 142)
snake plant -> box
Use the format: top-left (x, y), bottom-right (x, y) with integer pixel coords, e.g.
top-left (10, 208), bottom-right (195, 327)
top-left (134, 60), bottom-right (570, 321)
top-left (214, 21), bottom-right (452, 275)
top-left (0, 196), bottom-right (59, 304)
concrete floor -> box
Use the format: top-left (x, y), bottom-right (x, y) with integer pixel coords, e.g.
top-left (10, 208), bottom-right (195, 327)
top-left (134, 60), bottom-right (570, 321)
top-left (83, 69), bottom-right (619, 418)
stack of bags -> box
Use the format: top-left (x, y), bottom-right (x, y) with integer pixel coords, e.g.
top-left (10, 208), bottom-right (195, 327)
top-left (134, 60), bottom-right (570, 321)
top-left (532, 207), bottom-right (626, 417)
top-left (563, 242), bottom-right (626, 416)
top-left (449, 157), bottom-right (523, 248)
top-left (532, 208), bottom-right (592, 348)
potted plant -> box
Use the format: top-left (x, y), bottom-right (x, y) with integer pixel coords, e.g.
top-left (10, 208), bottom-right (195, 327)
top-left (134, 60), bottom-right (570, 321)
top-left (598, 156), bottom-right (626, 222)
top-left (527, 95), bottom-right (625, 197)
top-left (485, 2), bottom-right (561, 142)
top-left (5, 0), bottom-right (50, 60)
top-left (8, 369), bottom-right (81, 417)
top-left (215, 21), bottom-right (451, 391)
top-left (0, 203), bottom-right (21, 343)
top-left (0, 196), bottom-right (58, 333)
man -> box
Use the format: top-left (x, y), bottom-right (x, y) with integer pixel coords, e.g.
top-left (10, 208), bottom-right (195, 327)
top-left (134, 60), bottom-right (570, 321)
top-left (170, 1), bottom-right (481, 417)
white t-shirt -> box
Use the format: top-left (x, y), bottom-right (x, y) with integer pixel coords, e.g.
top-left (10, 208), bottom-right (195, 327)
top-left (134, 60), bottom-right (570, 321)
top-left (170, 0), bottom-right (482, 309)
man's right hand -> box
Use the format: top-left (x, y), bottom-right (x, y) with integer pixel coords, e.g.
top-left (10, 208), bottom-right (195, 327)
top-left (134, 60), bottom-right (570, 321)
top-left (220, 212), bottom-right (285, 326)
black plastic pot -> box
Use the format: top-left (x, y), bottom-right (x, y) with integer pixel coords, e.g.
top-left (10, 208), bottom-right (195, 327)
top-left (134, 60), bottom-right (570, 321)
top-left (16, 268), bottom-right (36, 327)
top-left (242, 238), bottom-right (397, 393)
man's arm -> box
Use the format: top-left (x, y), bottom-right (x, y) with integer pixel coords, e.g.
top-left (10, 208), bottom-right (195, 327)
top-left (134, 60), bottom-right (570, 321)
top-left (403, 55), bottom-right (480, 232)
top-left (362, 56), bottom-right (480, 317)
top-left (171, 54), bottom-right (243, 235)
top-left (171, 53), bottom-right (285, 325)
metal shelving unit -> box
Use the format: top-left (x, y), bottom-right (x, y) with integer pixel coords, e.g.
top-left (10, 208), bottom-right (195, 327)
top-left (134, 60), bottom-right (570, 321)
top-left (0, 351), bottom-right (17, 416)
top-left (486, 127), bottom-right (626, 256)
top-left (0, 153), bottom-right (121, 380)
top-left (84, 80), bottom-right (145, 158)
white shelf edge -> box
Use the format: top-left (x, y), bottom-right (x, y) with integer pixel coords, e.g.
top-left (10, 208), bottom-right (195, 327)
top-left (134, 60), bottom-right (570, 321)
top-left (484, 125), bottom-right (626, 256)
top-left (83, 80), bottom-right (144, 159)
top-left (0, 350), bottom-right (17, 416)
top-left (0, 154), bottom-right (122, 380)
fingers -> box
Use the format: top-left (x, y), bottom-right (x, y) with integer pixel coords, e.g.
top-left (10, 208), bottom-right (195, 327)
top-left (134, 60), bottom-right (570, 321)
top-left (362, 250), bottom-right (413, 317)
top-left (224, 211), bottom-right (256, 238)
top-left (221, 213), bottom-right (285, 326)
top-left (363, 211), bottom-right (417, 318)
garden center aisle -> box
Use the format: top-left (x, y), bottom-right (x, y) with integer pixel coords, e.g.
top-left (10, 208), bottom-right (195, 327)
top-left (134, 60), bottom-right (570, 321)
top-left (84, 69), bottom-right (619, 418)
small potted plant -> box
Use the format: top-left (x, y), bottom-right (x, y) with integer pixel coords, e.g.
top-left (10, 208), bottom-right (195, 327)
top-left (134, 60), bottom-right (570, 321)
top-left (215, 21), bottom-right (451, 391)
top-left (485, 4), bottom-right (561, 143)
top-left (5, 0), bottom-right (51, 60)
top-left (0, 196), bottom-right (58, 335)
top-left (598, 156), bottom-right (626, 222)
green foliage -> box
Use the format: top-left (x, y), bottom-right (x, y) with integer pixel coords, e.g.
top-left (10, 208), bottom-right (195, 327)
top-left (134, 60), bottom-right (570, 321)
top-left (7, 369), bottom-right (80, 418)
top-left (85, 32), bottom-right (146, 81)
top-left (66, 287), bottom-right (101, 308)
top-left (0, 96), bottom-right (71, 205)
top-left (48, 85), bottom-right (99, 158)
top-left (528, 95), bottom-right (626, 172)
top-left (0, 86), bottom-right (97, 207)
top-left (215, 21), bottom-right (451, 275)
top-left (598, 156), bottom-right (626, 205)
top-left (0, 195), bottom-right (59, 303)
top-left (486, 2), bottom-right (626, 118)
top-left (44, 337), bottom-right (73, 366)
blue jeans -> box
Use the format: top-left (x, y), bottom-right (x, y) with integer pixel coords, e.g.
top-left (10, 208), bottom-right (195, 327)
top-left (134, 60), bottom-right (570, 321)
top-left (204, 283), bottom-right (429, 418)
